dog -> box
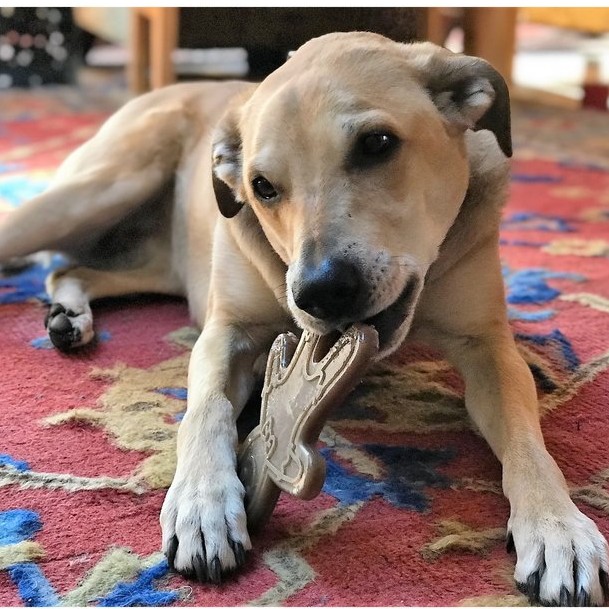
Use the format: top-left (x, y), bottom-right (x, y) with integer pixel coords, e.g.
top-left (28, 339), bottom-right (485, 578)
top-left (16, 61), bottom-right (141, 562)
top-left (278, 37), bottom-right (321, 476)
top-left (1, 32), bottom-right (607, 606)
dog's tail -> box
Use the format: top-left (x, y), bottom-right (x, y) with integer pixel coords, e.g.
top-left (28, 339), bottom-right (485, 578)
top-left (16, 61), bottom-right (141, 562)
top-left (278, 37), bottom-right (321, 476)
top-left (0, 91), bottom-right (188, 262)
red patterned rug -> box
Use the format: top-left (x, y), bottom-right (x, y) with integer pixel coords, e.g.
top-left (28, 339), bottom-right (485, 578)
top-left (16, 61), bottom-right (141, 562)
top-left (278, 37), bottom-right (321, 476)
top-left (1, 86), bottom-right (609, 607)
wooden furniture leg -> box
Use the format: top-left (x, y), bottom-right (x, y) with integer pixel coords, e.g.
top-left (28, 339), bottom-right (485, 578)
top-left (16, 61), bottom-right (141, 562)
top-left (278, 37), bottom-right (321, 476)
top-left (462, 7), bottom-right (517, 84)
top-left (424, 8), bottom-right (450, 46)
top-left (129, 8), bottom-right (518, 95)
top-left (129, 10), bottom-right (150, 94)
top-left (424, 7), bottom-right (462, 47)
top-left (150, 7), bottom-right (178, 91)
top-left (129, 7), bottom-right (179, 94)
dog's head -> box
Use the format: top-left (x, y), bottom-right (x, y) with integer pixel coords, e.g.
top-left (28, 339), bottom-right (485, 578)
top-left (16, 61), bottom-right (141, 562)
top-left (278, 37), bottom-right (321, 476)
top-left (211, 32), bottom-right (511, 355)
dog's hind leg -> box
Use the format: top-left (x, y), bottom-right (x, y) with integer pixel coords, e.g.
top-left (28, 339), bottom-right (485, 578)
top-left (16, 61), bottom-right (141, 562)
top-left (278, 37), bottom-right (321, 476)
top-left (0, 179), bottom-right (156, 262)
top-left (45, 264), bottom-right (182, 350)
top-left (0, 94), bottom-right (187, 262)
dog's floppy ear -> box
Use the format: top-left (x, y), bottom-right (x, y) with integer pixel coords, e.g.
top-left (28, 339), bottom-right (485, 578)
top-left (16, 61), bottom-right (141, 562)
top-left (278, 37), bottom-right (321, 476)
top-left (422, 49), bottom-right (512, 158)
top-left (212, 173), bottom-right (242, 219)
top-left (211, 106), bottom-right (246, 218)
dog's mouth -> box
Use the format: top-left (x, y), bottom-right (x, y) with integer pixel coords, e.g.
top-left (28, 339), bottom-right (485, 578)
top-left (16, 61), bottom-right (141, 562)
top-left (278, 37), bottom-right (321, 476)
top-left (291, 273), bottom-right (420, 353)
top-left (363, 276), bottom-right (419, 350)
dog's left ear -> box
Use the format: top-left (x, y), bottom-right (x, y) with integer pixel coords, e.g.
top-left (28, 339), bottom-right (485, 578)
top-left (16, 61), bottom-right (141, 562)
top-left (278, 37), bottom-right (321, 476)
top-left (212, 173), bottom-right (243, 219)
top-left (211, 105), bottom-right (246, 218)
top-left (423, 50), bottom-right (512, 158)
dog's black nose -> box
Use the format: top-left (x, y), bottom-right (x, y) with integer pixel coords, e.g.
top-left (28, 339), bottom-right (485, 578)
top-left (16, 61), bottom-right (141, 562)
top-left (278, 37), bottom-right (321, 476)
top-left (293, 257), bottom-right (363, 321)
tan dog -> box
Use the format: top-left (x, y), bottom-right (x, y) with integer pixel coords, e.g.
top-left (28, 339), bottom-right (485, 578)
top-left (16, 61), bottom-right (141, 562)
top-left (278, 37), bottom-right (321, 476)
top-left (1, 32), bottom-right (607, 605)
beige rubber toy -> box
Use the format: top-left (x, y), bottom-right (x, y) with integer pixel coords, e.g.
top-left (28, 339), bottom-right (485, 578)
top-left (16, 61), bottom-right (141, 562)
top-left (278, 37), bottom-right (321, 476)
top-left (238, 323), bottom-right (379, 532)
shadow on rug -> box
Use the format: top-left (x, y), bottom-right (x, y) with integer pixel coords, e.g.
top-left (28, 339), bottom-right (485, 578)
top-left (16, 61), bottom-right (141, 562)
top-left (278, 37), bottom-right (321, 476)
top-left (1, 87), bottom-right (609, 606)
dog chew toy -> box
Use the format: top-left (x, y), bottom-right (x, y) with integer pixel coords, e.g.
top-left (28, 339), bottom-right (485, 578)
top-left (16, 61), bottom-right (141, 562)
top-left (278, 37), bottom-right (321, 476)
top-left (237, 323), bottom-right (379, 532)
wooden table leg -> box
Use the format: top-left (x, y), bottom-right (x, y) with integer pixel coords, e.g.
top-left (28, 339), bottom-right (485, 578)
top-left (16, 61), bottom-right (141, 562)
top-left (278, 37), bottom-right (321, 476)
top-left (424, 7), bottom-right (461, 47)
top-left (129, 7), bottom-right (179, 94)
top-left (149, 7), bottom-right (178, 90)
top-left (463, 8), bottom-right (517, 84)
top-left (129, 10), bottom-right (150, 94)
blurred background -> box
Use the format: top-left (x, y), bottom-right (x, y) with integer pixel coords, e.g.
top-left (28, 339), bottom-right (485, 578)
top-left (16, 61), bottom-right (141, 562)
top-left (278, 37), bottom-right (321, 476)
top-left (0, 6), bottom-right (608, 110)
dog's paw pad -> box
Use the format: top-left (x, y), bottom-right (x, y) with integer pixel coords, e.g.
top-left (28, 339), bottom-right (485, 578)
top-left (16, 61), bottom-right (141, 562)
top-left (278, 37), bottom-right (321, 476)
top-left (47, 310), bottom-right (81, 351)
top-left (45, 303), bottom-right (67, 326)
top-left (45, 303), bottom-right (93, 350)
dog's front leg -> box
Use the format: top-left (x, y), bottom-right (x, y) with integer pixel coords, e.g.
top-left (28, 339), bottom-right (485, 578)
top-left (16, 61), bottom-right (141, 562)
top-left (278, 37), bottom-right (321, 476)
top-left (160, 319), bottom-right (276, 583)
top-left (415, 239), bottom-right (608, 606)
top-left (444, 331), bottom-right (608, 605)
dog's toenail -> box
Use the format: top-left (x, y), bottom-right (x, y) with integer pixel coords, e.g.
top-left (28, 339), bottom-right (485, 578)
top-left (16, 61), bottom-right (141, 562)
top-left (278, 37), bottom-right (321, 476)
top-left (209, 556), bottom-right (222, 584)
top-left (165, 536), bottom-right (178, 568)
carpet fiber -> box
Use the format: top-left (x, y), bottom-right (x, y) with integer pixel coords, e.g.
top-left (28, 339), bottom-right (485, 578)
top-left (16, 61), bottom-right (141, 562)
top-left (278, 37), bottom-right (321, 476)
top-left (1, 86), bottom-right (609, 607)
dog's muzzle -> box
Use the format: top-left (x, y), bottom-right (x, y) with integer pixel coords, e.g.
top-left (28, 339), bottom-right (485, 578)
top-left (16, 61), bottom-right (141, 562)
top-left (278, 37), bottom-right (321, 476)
top-left (292, 257), bottom-right (365, 322)
top-left (291, 255), bottom-right (419, 350)
top-left (363, 275), bottom-right (419, 349)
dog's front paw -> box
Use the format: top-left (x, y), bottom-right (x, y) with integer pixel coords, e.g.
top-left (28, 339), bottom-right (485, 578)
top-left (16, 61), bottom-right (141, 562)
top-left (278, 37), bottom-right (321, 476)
top-left (507, 502), bottom-right (609, 606)
top-left (160, 468), bottom-right (251, 584)
top-left (45, 303), bottom-right (94, 350)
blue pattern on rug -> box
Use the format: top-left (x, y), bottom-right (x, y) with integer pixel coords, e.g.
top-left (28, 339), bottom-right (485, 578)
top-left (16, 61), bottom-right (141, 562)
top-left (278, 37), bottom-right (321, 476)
top-left (0, 176), bottom-right (49, 208)
top-left (503, 266), bottom-right (584, 322)
top-left (0, 454), bottom-right (30, 472)
top-left (502, 212), bottom-right (574, 232)
top-left (504, 268), bottom-right (584, 305)
top-left (0, 255), bottom-right (66, 304)
top-left (30, 330), bottom-right (112, 350)
top-left (0, 510), bottom-right (42, 546)
top-left (156, 388), bottom-right (187, 423)
top-left (511, 174), bottom-right (562, 184)
top-left (516, 329), bottom-right (580, 371)
top-left (155, 388), bottom-right (187, 401)
top-left (0, 509), bottom-right (60, 607)
top-left (8, 564), bottom-right (60, 607)
top-left (97, 559), bottom-right (180, 607)
top-left (321, 445), bottom-right (452, 511)
top-left (499, 239), bottom-right (547, 248)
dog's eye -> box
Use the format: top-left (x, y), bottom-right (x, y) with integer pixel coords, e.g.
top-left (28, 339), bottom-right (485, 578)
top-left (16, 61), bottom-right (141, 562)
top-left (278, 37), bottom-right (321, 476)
top-left (252, 176), bottom-right (278, 201)
top-left (360, 132), bottom-right (398, 157)
top-left (349, 131), bottom-right (400, 170)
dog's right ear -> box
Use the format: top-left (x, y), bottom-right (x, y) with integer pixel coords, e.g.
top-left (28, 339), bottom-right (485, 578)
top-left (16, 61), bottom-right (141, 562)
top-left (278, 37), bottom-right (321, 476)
top-left (211, 106), bottom-right (245, 219)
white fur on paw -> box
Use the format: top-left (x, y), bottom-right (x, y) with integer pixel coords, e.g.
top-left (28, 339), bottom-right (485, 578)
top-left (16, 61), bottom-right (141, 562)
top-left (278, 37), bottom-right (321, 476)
top-left (509, 501), bottom-right (609, 606)
top-left (160, 466), bottom-right (251, 583)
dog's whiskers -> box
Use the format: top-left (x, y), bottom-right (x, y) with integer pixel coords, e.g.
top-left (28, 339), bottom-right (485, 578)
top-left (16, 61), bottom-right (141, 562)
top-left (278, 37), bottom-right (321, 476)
top-left (272, 282), bottom-right (288, 295)
top-left (388, 256), bottom-right (420, 271)
top-left (272, 282), bottom-right (289, 307)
